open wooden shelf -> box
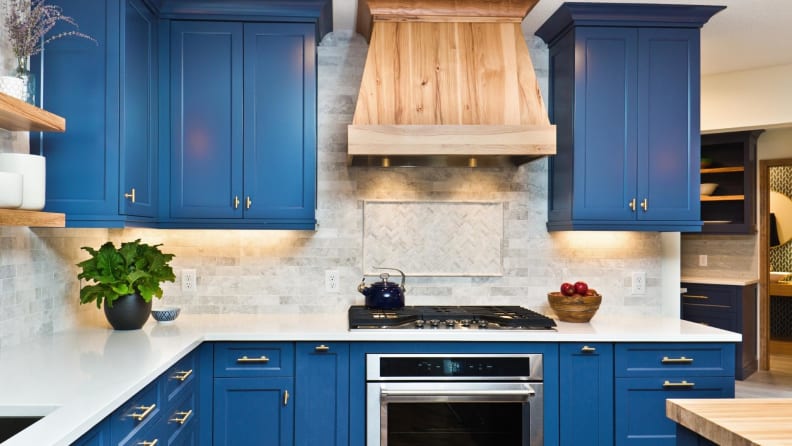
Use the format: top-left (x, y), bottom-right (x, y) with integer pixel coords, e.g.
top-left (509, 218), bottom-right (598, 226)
top-left (0, 92), bottom-right (65, 132)
top-left (701, 195), bottom-right (745, 202)
top-left (0, 208), bottom-right (65, 227)
top-left (700, 166), bottom-right (744, 174)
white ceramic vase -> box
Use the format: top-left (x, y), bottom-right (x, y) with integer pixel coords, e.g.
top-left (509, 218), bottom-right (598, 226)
top-left (0, 153), bottom-right (46, 210)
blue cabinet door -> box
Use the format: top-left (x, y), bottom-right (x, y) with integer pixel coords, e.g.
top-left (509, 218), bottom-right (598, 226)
top-left (295, 342), bottom-right (349, 446)
top-left (36, 0), bottom-right (120, 222)
top-left (213, 377), bottom-right (294, 446)
top-left (571, 27), bottom-right (638, 222)
top-left (243, 23), bottom-right (316, 222)
top-left (614, 376), bottom-right (733, 445)
top-left (559, 343), bottom-right (614, 446)
top-left (636, 28), bottom-right (700, 223)
top-left (169, 21), bottom-right (244, 219)
top-left (120, 0), bottom-right (158, 218)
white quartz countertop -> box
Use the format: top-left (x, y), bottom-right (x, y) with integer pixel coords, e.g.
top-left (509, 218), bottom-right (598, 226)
top-left (0, 313), bottom-right (740, 446)
top-left (681, 276), bottom-right (759, 286)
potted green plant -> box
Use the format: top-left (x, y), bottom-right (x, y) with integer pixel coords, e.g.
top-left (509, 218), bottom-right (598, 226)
top-left (77, 239), bottom-right (176, 330)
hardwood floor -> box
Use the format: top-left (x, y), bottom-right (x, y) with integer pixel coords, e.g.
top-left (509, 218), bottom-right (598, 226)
top-left (736, 354), bottom-right (792, 398)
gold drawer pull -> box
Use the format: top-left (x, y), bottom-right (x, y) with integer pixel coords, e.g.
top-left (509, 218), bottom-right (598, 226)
top-left (283, 390), bottom-right (289, 406)
top-left (237, 355), bottom-right (270, 363)
top-left (663, 380), bottom-right (695, 388)
top-left (581, 345), bottom-right (596, 353)
top-left (124, 187), bottom-right (136, 203)
top-left (169, 409), bottom-right (193, 425)
top-left (662, 356), bottom-right (693, 364)
top-left (137, 440), bottom-right (158, 446)
top-left (129, 403), bottom-right (156, 421)
top-left (172, 369), bottom-right (193, 382)
top-left (682, 294), bottom-right (709, 300)
top-left (640, 198), bottom-right (648, 212)
top-left (315, 344), bottom-right (330, 352)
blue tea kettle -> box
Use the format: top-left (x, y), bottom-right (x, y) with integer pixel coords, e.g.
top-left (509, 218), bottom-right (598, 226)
top-left (358, 267), bottom-right (406, 309)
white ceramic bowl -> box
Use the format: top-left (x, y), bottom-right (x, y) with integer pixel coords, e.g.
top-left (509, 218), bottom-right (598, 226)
top-left (0, 171), bottom-right (23, 208)
top-left (151, 307), bottom-right (181, 323)
top-left (0, 153), bottom-right (45, 210)
top-left (700, 183), bottom-right (718, 196)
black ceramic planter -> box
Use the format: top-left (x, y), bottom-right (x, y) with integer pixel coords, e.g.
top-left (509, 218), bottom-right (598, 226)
top-left (104, 293), bottom-right (152, 330)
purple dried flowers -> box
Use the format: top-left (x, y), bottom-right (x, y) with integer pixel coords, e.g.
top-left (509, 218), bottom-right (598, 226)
top-left (4, 0), bottom-right (97, 74)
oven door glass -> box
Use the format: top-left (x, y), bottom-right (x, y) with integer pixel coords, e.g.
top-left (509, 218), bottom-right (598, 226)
top-left (367, 382), bottom-right (543, 446)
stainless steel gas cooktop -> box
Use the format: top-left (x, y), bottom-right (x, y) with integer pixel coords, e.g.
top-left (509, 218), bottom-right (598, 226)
top-left (348, 305), bottom-right (556, 330)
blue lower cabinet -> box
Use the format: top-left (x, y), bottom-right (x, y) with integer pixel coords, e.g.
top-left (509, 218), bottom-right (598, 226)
top-left (213, 377), bottom-right (294, 445)
top-left (614, 376), bottom-right (733, 445)
top-left (295, 342), bottom-right (349, 446)
top-left (559, 343), bottom-right (614, 446)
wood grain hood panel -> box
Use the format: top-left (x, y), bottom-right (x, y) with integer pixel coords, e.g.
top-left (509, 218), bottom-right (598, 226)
top-left (348, 0), bottom-right (556, 167)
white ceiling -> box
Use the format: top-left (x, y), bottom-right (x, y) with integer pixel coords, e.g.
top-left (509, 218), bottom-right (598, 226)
top-left (334, 0), bottom-right (792, 76)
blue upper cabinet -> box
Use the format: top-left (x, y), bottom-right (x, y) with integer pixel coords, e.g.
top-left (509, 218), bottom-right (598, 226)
top-left (537, 4), bottom-right (724, 232)
top-left (164, 21), bottom-right (317, 229)
top-left (35, 0), bottom-right (158, 227)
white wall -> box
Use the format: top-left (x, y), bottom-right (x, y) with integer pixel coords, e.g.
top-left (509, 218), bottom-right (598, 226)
top-left (701, 64), bottom-right (792, 133)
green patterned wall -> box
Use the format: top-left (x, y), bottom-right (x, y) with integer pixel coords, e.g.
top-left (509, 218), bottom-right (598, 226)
top-left (770, 165), bottom-right (792, 272)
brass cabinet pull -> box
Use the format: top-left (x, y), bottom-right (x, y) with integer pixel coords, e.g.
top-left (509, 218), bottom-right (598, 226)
top-left (640, 198), bottom-right (648, 212)
top-left (237, 355), bottom-right (270, 363)
top-left (315, 344), bottom-right (330, 352)
top-left (129, 403), bottom-right (156, 421)
top-left (283, 390), bottom-right (289, 406)
top-left (124, 187), bottom-right (136, 203)
top-left (246, 196), bottom-right (252, 209)
top-left (661, 356), bottom-right (693, 364)
top-left (169, 409), bottom-right (193, 425)
top-left (682, 294), bottom-right (709, 300)
top-left (581, 345), bottom-right (596, 353)
top-left (171, 369), bottom-right (193, 382)
top-left (137, 440), bottom-right (158, 446)
top-left (629, 198), bottom-right (637, 212)
top-left (663, 380), bottom-right (695, 388)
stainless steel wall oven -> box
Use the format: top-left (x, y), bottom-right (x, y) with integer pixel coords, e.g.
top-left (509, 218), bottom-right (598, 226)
top-left (366, 353), bottom-right (544, 446)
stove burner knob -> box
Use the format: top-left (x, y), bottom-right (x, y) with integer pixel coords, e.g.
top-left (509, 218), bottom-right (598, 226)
top-left (414, 319), bottom-right (425, 328)
top-left (460, 319), bottom-right (471, 327)
top-left (429, 319), bottom-right (440, 328)
top-left (478, 320), bottom-right (489, 329)
top-left (444, 319), bottom-right (457, 328)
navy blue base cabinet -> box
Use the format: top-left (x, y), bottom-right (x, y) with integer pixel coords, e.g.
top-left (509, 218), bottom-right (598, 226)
top-left (295, 342), bottom-right (349, 446)
top-left (536, 4), bottom-right (723, 232)
top-left (681, 282), bottom-right (758, 380)
top-left (559, 343), bottom-right (614, 446)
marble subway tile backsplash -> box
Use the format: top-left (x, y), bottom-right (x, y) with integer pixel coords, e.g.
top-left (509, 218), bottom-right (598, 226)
top-left (0, 32), bottom-right (668, 350)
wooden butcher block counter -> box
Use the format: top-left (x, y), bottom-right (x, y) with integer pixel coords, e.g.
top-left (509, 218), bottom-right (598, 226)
top-left (667, 398), bottom-right (792, 445)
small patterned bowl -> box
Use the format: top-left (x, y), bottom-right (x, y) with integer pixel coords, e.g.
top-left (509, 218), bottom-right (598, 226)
top-left (151, 307), bottom-right (180, 323)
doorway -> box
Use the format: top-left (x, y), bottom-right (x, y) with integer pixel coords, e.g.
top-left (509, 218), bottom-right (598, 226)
top-left (758, 158), bottom-right (792, 372)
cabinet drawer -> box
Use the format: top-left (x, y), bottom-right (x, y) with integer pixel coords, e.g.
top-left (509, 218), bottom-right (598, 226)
top-left (163, 351), bottom-right (197, 404)
top-left (110, 380), bottom-right (162, 445)
top-left (615, 343), bottom-right (734, 377)
top-left (161, 390), bottom-right (197, 443)
top-left (681, 284), bottom-right (737, 309)
top-left (214, 342), bottom-right (294, 377)
top-left (681, 306), bottom-right (738, 332)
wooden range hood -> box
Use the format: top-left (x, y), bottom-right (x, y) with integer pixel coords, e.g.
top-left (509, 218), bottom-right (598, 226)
top-left (348, 0), bottom-right (556, 167)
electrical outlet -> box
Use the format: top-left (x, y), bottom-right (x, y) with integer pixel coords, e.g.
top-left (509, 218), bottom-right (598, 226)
top-left (631, 271), bottom-right (646, 295)
top-left (325, 270), bottom-right (339, 293)
top-left (182, 269), bottom-right (197, 292)
top-left (699, 255), bottom-right (708, 267)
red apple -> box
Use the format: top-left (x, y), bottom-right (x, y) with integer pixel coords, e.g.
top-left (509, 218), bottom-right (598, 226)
top-left (560, 282), bottom-right (575, 296)
top-left (574, 281), bottom-right (589, 295)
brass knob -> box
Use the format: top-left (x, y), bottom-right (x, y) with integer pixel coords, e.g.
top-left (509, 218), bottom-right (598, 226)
top-left (124, 187), bottom-right (136, 203)
top-left (640, 198), bottom-right (648, 212)
top-left (315, 344), bottom-right (330, 352)
top-left (628, 198), bottom-right (636, 212)
top-left (246, 196), bottom-right (252, 209)
top-left (233, 195), bottom-right (240, 209)
top-left (581, 345), bottom-right (596, 353)
top-left (283, 390), bottom-right (289, 406)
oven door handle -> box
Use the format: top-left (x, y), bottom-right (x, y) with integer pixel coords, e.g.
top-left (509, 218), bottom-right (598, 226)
top-left (381, 388), bottom-right (536, 397)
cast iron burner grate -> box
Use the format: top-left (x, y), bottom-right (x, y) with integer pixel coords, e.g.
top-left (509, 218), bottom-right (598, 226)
top-left (348, 305), bottom-right (556, 330)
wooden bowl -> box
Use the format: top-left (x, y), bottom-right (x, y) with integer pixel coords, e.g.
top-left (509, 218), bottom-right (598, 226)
top-left (547, 291), bottom-right (602, 323)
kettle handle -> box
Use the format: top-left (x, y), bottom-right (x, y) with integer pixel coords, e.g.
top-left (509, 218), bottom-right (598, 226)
top-left (373, 266), bottom-right (406, 291)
